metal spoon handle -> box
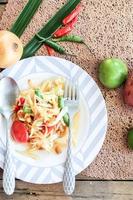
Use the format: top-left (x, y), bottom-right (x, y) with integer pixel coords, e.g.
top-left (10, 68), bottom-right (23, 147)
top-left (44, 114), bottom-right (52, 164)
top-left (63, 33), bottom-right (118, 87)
top-left (63, 120), bottom-right (75, 195)
top-left (0, 73), bottom-right (4, 80)
top-left (3, 118), bottom-right (15, 195)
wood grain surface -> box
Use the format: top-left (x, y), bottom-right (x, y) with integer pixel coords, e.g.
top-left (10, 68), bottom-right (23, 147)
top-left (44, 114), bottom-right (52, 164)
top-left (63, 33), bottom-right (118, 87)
top-left (0, 1), bottom-right (8, 4)
top-left (0, 169), bottom-right (133, 200)
top-left (0, 3), bottom-right (133, 200)
top-left (0, 179), bottom-right (133, 199)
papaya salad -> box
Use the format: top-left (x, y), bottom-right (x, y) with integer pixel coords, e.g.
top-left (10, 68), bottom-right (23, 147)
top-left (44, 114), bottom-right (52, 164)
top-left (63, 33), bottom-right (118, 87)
top-left (11, 78), bottom-right (79, 154)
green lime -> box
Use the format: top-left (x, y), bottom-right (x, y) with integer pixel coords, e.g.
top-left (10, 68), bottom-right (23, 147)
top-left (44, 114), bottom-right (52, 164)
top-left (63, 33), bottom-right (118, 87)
top-left (128, 129), bottom-right (133, 149)
top-left (99, 58), bottom-right (128, 89)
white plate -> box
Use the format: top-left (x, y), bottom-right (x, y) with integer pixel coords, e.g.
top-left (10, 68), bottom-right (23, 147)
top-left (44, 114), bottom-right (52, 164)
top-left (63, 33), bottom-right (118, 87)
top-left (0, 56), bottom-right (107, 184)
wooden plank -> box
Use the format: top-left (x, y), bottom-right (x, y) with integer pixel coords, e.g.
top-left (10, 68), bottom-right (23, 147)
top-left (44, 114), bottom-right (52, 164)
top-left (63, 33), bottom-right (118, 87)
top-left (0, 169), bottom-right (133, 199)
top-left (0, 170), bottom-right (133, 199)
top-left (0, 180), bottom-right (133, 200)
top-left (0, 0), bottom-right (8, 4)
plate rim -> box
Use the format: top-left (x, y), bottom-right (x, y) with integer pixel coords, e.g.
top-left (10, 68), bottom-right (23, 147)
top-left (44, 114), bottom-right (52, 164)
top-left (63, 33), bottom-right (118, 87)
top-left (0, 56), bottom-right (108, 184)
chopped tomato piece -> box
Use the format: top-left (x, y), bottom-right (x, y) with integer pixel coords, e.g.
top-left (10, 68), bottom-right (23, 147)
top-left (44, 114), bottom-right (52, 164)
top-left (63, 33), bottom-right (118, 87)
top-left (14, 97), bottom-right (25, 112)
top-left (11, 121), bottom-right (29, 143)
top-left (20, 97), bottom-right (25, 105)
top-left (17, 97), bottom-right (25, 106)
top-left (14, 105), bottom-right (21, 112)
top-left (42, 125), bottom-right (48, 135)
top-left (47, 126), bottom-right (55, 133)
top-left (41, 124), bottom-right (55, 134)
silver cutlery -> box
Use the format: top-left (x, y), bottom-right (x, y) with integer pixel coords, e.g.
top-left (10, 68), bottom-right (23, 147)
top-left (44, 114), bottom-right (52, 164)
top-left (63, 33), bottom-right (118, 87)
top-left (0, 77), bottom-right (19, 195)
top-left (63, 80), bottom-right (79, 195)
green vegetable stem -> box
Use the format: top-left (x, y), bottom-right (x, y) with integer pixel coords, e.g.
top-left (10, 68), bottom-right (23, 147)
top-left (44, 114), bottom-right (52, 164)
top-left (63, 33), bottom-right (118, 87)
top-left (63, 113), bottom-right (70, 127)
top-left (58, 96), bottom-right (65, 108)
top-left (58, 96), bottom-right (70, 127)
top-left (23, 106), bottom-right (33, 114)
top-left (35, 88), bottom-right (43, 99)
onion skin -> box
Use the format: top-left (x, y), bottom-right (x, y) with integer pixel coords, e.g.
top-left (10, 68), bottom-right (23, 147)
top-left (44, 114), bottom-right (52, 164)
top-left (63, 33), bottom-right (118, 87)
top-left (0, 30), bottom-right (23, 68)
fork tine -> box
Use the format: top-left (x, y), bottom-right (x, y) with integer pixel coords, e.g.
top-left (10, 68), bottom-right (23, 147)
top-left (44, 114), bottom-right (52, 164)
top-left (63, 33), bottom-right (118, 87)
top-left (68, 81), bottom-right (72, 100)
top-left (64, 80), bottom-right (79, 101)
top-left (64, 80), bottom-right (69, 99)
top-left (75, 82), bottom-right (79, 100)
top-left (72, 84), bottom-right (76, 100)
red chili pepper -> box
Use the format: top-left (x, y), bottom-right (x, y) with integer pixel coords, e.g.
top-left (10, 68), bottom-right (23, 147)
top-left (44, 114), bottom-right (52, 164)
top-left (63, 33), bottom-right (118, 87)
top-left (54, 16), bottom-right (78, 38)
top-left (45, 45), bottom-right (55, 56)
top-left (63, 4), bottom-right (81, 25)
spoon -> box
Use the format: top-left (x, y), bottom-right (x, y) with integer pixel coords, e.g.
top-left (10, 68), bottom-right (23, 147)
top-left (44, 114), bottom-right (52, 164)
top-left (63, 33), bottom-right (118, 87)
top-left (0, 77), bottom-right (20, 195)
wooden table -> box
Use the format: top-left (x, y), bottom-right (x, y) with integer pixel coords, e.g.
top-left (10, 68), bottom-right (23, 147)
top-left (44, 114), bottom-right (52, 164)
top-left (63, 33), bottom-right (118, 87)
top-left (0, 4), bottom-right (133, 200)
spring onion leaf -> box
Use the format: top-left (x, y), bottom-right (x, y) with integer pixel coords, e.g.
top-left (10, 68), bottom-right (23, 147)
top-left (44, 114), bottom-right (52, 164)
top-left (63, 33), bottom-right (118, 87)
top-left (10, 0), bottom-right (42, 37)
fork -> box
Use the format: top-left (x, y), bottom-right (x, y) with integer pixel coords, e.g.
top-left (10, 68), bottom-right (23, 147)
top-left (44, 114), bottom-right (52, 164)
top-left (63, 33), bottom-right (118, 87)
top-left (63, 80), bottom-right (79, 195)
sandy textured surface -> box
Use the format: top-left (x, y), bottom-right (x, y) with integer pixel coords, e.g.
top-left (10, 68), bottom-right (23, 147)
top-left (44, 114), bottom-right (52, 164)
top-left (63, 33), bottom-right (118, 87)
top-left (0, 0), bottom-right (133, 179)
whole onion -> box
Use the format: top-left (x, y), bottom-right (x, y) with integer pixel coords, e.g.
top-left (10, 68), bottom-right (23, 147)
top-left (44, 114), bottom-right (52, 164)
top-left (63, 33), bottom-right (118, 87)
top-left (0, 30), bottom-right (23, 68)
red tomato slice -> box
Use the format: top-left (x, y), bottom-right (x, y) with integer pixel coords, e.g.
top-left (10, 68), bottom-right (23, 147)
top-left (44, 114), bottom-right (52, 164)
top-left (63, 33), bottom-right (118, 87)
top-left (11, 121), bottom-right (29, 143)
